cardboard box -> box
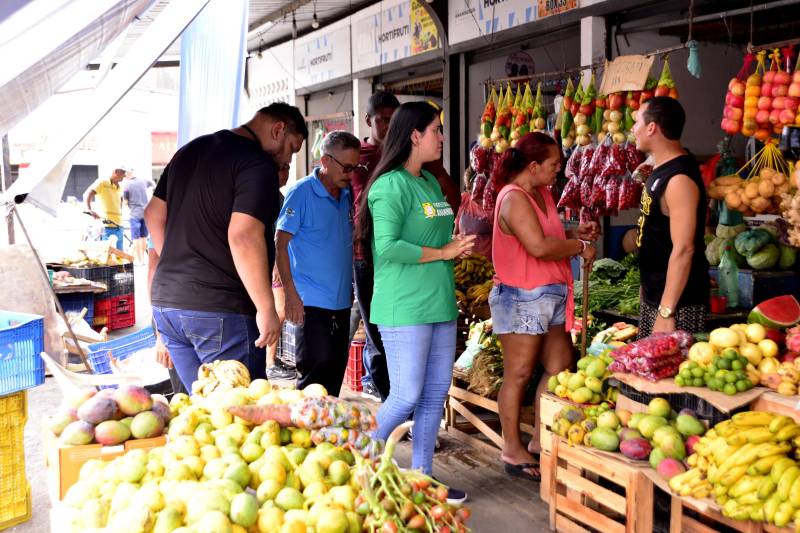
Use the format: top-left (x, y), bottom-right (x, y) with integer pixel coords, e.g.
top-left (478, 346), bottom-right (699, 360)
top-left (44, 426), bottom-right (165, 500)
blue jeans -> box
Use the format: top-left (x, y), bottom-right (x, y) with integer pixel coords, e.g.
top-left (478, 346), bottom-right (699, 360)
top-left (375, 320), bottom-right (456, 474)
top-left (152, 306), bottom-right (266, 389)
top-left (102, 226), bottom-right (124, 249)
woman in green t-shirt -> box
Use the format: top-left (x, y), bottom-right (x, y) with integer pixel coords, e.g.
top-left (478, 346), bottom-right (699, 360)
top-left (355, 102), bottom-right (475, 502)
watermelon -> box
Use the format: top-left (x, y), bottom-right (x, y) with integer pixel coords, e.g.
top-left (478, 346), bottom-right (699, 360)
top-left (748, 295), bottom-right (800, 329)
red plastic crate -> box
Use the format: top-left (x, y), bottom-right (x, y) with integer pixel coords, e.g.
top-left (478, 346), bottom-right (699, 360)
top-left (108, 294), bottom-right (135, 331)
top-left (93, 297), bottom-right (111, 328)
top-left (345, 341), bottom-right (365, 392)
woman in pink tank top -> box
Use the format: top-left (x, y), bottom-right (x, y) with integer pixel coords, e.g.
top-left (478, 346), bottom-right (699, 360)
top-left (488, 132), bottom-right (598, 481)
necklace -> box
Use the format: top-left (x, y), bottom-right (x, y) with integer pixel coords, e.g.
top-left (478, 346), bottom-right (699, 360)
top-left (241, 124), bottom-right (260, 145)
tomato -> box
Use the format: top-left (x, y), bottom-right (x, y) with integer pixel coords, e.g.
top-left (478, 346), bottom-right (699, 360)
top-left (407, 514), bottom-right (427, 529)
top-left (608, 93), bottom-right (625, 110)
top-left (595, 96), bottom-right (607, 108)
top-left (382, 521), bottom-right (398, 533)
top-left (456, 507), bottom-right (472, 522)
top-left (417, 478), bottom-right (431, 490)
top-left (435, 486), bottom-right (448, 502)
top-left (654, 85), bottom-right (670, 97)
top-left (669, 87), bottom-right (679, 99)
top-left (431, 505), bottom-right (446, 520)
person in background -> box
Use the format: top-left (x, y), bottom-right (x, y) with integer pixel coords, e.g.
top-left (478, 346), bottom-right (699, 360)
top-left (352, 91), bottom-right (460, 402)
top-left (355, 102), bottom-right (475, 503)
top-left (123, 171), bottom-right (154, 265)
top-left (144, 103), bottom-right (307, 389)
top-left (276, 131), bottom-right (360, 396)
top-left (632, 96), bottom-right (710, 337)
top-left (85, 167), bottom-right (125, 248)
top-left (266, 162), bottom-right (296, 381)
top-left (489, 132), bottom-right (598, 482)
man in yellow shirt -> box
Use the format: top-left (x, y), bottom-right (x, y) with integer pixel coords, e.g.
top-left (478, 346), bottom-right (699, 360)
top-left (85, 168), bottom-right (126, 247)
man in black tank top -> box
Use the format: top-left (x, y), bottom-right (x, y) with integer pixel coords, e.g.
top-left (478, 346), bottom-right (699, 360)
top-left (633, 97), bottom-right (710, 337)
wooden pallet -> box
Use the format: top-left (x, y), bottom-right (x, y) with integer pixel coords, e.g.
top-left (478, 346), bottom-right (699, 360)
top-left (445, 377), bottom-right (535, 455)
top-left (548, 435), bottom-right (654, 533)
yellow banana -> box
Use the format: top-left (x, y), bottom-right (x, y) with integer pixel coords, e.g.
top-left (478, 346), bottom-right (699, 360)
top-left (769, 415), bottom-right (793, 434)
top-left (764, 494), bottom-right (782, 523)
top-left (730, 475), bottom-right (764, 498)
top-left (789, 476), bottom-right (800, 507)
top-left (732, 411), bottom-right (777, 427)
top-left (756, 442), bottom-right (792, 459)
top-left (758, 477), bottom-right (777, 500)
top-left (776, 466), bottom-right (800, 500)
top-left (749, 505), bottom-right (765, 522)
top-left (774, 502), bottom-right (795, 527)
top-left (714, 420), bottom-right (739, 437)
top-left (687, 454), bottom-right (698, 467)
top-left (741, 427), bottom-right (777, 444)
top-left (770, 457), bottom-right (796, 484)
top-left (775, 424), bottom-right (800, 442)
top-left (749, 454), bottom-right (785, 476)
top-left (737, 492), bottom-right (761, 506)
top-left (705, 429), bottom-right (718, 439)
top-left (720, 465), bottom-right (749, 487)
top-left (726, 433), bottom-right (748, 446)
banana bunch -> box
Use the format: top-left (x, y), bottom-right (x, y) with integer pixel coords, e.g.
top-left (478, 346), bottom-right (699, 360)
top-left (191, 359), bottom-right (252, 397)
top-left (465, 280), bottom-right (493, 307)
top-left (454, 255), bottom-right (494, 291)
top-left (669, 468), bottom-right (713, 499)
top-left (679, 411), bottom-right (800, 527)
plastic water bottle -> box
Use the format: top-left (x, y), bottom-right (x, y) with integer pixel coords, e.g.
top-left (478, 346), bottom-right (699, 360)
top-left (718, 244), bottom-right (739, 309)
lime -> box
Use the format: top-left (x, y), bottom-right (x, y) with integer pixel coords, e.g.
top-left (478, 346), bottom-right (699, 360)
top-left (708, 364), bottom-right (718, 374)
top-left (718, 359), bottom-right (731, 370)
top-left (692, 378), bottom-right (704, 387)
top-left (731, 360), bottom-right (744, 371)
top-left (674, 376), bottom-right (685, 386)
top-left (735, 380), bottom-right (750, 392)
top-left (724, 372), bottom-right (738, 384)
top-left (715, 370), bottom-right (727, 380)
top-left (690, 367), bottom-right (704, 378)
top-left (723, 383), bottom-right (737, 396)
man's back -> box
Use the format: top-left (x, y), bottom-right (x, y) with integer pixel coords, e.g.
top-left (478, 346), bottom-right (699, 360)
top-left (151, 130), bottom-right (279, 315)
top-left (124, 177), bottom-right (151, 219)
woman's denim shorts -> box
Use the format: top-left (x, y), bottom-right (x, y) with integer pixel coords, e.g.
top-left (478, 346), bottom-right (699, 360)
top-left (488, 283), bottom-right (568, 335)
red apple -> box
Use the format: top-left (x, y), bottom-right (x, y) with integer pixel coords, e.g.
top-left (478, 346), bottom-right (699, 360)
top-left (756, 109), bottom-right (771, 123)
top-left (793, 71), bottom-right (800, 83)
top-left (781, 351), bottom-right (799, 363)
top-left (775, 71), bottom-right (791, 85)
top-left (729, 107), bottom-right (743, 121)
top-left (764, 70), bottom-right (776, 83)
top-left (730, 94), bottom-right (744, 108)
top-left (772, 84), bottom-right (788, 97)
top-left (762, 82), bottom-right (774, 97)
top-left (773, 96), bottom-right (786, 109)
top-left (758, 96), bottom-right (773, 110)
top-left (685, 435), bottom-right (701, 455)
top-left (769, 108), bottom-right (782, 124)
top-left (780, 108), bottom-right (796, 125)
top-left (789, 83), bottom-right (800, 98)
top-left (785, 97), bottom-right (799, 112)
top-left (730, 81), bottom-right (746, 96)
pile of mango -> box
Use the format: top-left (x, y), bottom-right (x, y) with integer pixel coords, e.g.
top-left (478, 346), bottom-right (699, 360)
top-left (670, 411), bottom-right (800, 527)
top-left (547, 354), bottom-right (618, 405)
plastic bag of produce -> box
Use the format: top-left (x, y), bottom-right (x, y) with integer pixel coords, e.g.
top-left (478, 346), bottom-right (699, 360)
top-left (624, 142), bottom-right (645, 174)
top-left (605, 175), bottom-right (622, 212)
top-left (601, 142), bottom-right (627, 178)
top-left (587, 137), bottom-right (610, 176)
top-left (565, 144), bottom-right (583, 178)
top-left (591, 174), bottom-right (608, 208)
top-left (558, 174), bottom-right (583, 210)
top-left (734, 229), bottom-right (773, 257)
top-left (618, 174), bottom-right (644, 210)
top-left (579, 144), bottom-right (595, 180)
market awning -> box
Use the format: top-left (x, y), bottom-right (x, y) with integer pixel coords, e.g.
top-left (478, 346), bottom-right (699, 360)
top-left (1, 0), bottom-right (210, 216)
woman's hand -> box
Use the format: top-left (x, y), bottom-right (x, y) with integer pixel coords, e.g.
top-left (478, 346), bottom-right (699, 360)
top-left (442, 234), bottom-right (476, 260)
top-left (581, 243), bottom-right (597, 265)
top-left (577, 221), bottom-right (600, 241)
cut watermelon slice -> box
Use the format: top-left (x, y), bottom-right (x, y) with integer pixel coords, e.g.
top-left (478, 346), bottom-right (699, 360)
top-left (748, 295), bottom-right (800, 329)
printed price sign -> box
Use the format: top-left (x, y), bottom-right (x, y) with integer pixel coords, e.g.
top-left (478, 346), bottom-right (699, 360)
top-left (599, 55), bottom-right (655, 95)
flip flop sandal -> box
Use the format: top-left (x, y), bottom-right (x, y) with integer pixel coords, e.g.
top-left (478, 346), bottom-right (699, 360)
top-left (504, 461), bottom-right (541, 482)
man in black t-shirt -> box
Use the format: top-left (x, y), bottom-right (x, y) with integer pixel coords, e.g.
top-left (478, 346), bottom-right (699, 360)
top-left (144, 103), bottom-right (307, 389)
top-left (632, 97), bottom-right (710, 337)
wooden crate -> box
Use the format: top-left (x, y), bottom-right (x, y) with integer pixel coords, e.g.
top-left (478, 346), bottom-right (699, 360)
top-left (540, 450), bottom-right (552, 504)
top-left (539, 393), bottom-right (579, 455)
top-left (445, 376), bottom-right (535, 454)
top-left (548, 435), bottom-right (654, 533)
top-left (669, 496), bottom-right (763, 533)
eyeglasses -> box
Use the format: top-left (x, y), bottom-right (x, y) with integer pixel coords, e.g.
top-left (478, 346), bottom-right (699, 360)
top-left (324, 153), bottom-right (364, 174)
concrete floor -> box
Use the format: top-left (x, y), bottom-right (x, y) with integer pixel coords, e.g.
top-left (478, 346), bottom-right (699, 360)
top-left (7, 264), bottom-right (551, 532)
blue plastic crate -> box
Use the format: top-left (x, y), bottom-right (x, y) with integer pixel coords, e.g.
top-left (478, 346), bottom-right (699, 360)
top-left (86, 327), bottom-right (155, 389)
top-left (56, 293), bottom-right (94, 325)
top-left (0, 311), bottom-right (45, 395)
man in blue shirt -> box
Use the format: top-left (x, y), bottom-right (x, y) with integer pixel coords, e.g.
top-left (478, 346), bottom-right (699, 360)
top-left (276, 131), bottom-right (360, 395)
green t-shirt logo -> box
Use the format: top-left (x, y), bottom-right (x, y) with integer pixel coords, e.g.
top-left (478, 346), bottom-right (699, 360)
top-left (422, 202), bottom-right (436, 218)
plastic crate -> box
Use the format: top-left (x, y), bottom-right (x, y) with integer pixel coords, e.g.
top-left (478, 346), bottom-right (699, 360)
top-left (277, 321), bottom-right (299, 369)
top-left (108, 294), bottom-right (135, 330)
top-left (0, 311), bottom-right (45, 396)
top-left (57, 292), bottom-right (94, 324)
top-left (63, 265), bottom-right (115, 291)
top-left (345, 341), bottom-right (365, 392)
top-left (109, 263), bottom-right (134, 297)
top-left (86, 327), bottom-right (155, 388)
top-left (93, 297), bottom-right (111, 328)
top-left (617, 381), bottom-right (749, 427)
top-left (0, 391), bottom-right (31, 530)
